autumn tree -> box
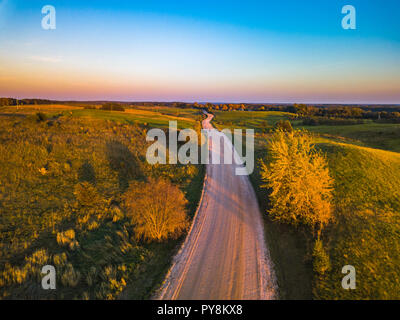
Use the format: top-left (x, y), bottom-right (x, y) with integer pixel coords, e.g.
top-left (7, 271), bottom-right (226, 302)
top-left (123, 178), bottom-right (189, 242)
top-left (260, 130), bottom-right (333, 235)
top-left (274, 120), bottom-right (293, 132)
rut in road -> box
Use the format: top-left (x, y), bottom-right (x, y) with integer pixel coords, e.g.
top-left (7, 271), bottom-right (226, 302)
top-left (157, 112), bottom-right (277, 300)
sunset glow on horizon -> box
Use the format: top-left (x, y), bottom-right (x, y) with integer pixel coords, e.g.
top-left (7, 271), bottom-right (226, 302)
top-left (1, 0), bottom-right (400, 103)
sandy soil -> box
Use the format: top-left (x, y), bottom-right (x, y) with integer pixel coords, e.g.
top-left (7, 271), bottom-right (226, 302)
top-left (157, 113), bottom-right (277, 300)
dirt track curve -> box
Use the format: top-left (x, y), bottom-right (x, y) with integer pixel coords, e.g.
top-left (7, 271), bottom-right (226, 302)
top-left (158, 112), bottom-right (277, 300)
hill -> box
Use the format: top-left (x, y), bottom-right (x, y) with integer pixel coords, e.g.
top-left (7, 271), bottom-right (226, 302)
top-left (0, 106), bottom-right (204, 299)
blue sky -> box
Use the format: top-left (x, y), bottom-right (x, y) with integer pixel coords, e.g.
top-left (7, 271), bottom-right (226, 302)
top-left (0, 0), bottom-right (399, 103)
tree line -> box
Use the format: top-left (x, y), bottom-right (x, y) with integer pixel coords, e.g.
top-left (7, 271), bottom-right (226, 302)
top-left (2, 97), bottom-right (399, 120)
top-left (0, 98), bottom-right (52, 106)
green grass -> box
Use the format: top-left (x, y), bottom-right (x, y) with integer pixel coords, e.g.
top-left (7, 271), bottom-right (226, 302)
top-left (213, 110), bottom-right (294, 132)
top-left (0, 104), bottom-right (202, 130)
top-left (314, 142), bottom-right (400, 299)
top-left (214, 110), bottom-right (400, 299)
top-left (135, 106), bottom-right (202, 119)
top-left (70, 108), bottom-right (197, 129)
top-left (296, 121), bottom-right (400, 153)
top-left (212, 109), bottom-right (400, 153)
top-left (251, 138), bottom-right (400, 300)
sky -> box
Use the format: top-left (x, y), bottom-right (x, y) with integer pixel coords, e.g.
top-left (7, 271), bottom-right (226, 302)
top-left (0, 0), bottom-right (400, 103)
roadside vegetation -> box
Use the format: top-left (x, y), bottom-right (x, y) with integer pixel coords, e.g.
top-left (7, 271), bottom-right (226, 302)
top-left (214, 108), bottom-right (400, 299)
top-left (0, 105), bottom-right (205, 299)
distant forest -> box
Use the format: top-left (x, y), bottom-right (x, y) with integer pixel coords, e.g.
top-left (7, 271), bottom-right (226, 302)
top-left (1, 97), bottom-right (400, 120)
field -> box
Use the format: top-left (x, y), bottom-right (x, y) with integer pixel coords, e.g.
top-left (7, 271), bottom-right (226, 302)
top-left (2, 104), bottom-right (400, 300)
top-left (315, 142), bottom-right (400, 299)
top-left (0, 104), bottom-right (205, 299)
top-left (297, 121), bottom-right (400, 153)
top-left (214, 110), bottom-right (400, 153)
top-left (0, 104), bottom-right (201, 130)
top-left (214, 110), bottom-right (400, 299)
top-left (213, 110), bottom-right (294, 132)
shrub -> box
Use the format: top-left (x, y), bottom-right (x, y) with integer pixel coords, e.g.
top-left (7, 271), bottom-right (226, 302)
top-left (61, 263), bottom-right (81, 287)
top-left (123, 178), bottom-right (189, 242)
top-left (78, 161), bottom-right (96, 184)
top-left (57, 229), bottom-right (79, 249)
top-left (99, 265), bottom-right (128, 300)
top-left (274, 120), bottom-right (293, 132)
top-left (35, 112), bottom-right (47, 122)
top-left (312, 239), bottom-right (331, 275)
top-left (100, 103), bottom-right (125, 112)
top-left (53, 253), bottom-right (67, 266)
top-left (73, 182), bottom-right (100, 207)
top-left (25, 248), bottom-right (50, 266)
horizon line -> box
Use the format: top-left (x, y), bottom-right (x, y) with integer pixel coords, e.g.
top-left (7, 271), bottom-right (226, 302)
top-left (2, 97), bottom-right (400, 106)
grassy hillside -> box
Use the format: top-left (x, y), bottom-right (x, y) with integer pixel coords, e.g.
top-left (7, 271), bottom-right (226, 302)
top-left (314, 142), bottom-right (400, 299)
top-left (0, 104), bottom-right (201, 130)
top-left (298, 121), bottom-right (400, 153)
top-left (251, 138), bottom-right (400, 300)
top-left (70, 108), bottom-right (198, 129)
top-left (214, 110), bottom-right (400, 299)
top-left (0, 106), bottom-right (205, 299)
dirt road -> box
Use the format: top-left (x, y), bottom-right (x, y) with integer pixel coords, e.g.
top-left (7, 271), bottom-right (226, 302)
top-left (158, 113), bottom-right (277, 300)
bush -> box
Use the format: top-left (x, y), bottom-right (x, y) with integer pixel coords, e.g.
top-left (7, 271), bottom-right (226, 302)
top-left (74, 182), bottom-right (100, 207)
top-left (57, 229), bottom-right (79, 250)
top-left (123, 178), bottom-right (188, 242)
top-left (61, 263), bottom-right (81, 287)
top-left (100, 103), bottom-right (125, 112)
top-left (312, 239), bottom-right (331, 275)
top-left (35, 112), bottom-right (47, 122)
top-left (274, 120), bottom-right (293, 132)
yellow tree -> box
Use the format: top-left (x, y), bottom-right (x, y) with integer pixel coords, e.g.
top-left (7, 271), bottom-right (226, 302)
top-left (260, 129), bottom-right (333, 235)
top-left (123, 178), bottom-right (189, 242)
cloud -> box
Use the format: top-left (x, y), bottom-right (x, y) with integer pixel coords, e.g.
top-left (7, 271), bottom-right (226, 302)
top-left (30, 56), bottom-right (63, 63)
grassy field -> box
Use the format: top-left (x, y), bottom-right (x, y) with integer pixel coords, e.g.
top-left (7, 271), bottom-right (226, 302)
top-left (215, 110), bottom-right (400, 299)
top-left (0, 105), bottom-right (205, 299)
top-left (296, 121), bottom-right (400, 153)
top-left (70, 108), bottom-right (198, 129)
top-left (213, 110), bottom-right (400, 153)
top-left (0, 104), bottom-right (201, 130)
top-left (213, 110), bottom-right (294, 132)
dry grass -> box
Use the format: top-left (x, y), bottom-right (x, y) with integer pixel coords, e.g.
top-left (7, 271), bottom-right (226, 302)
top-left (0, 107), bottom-right (204, 299)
